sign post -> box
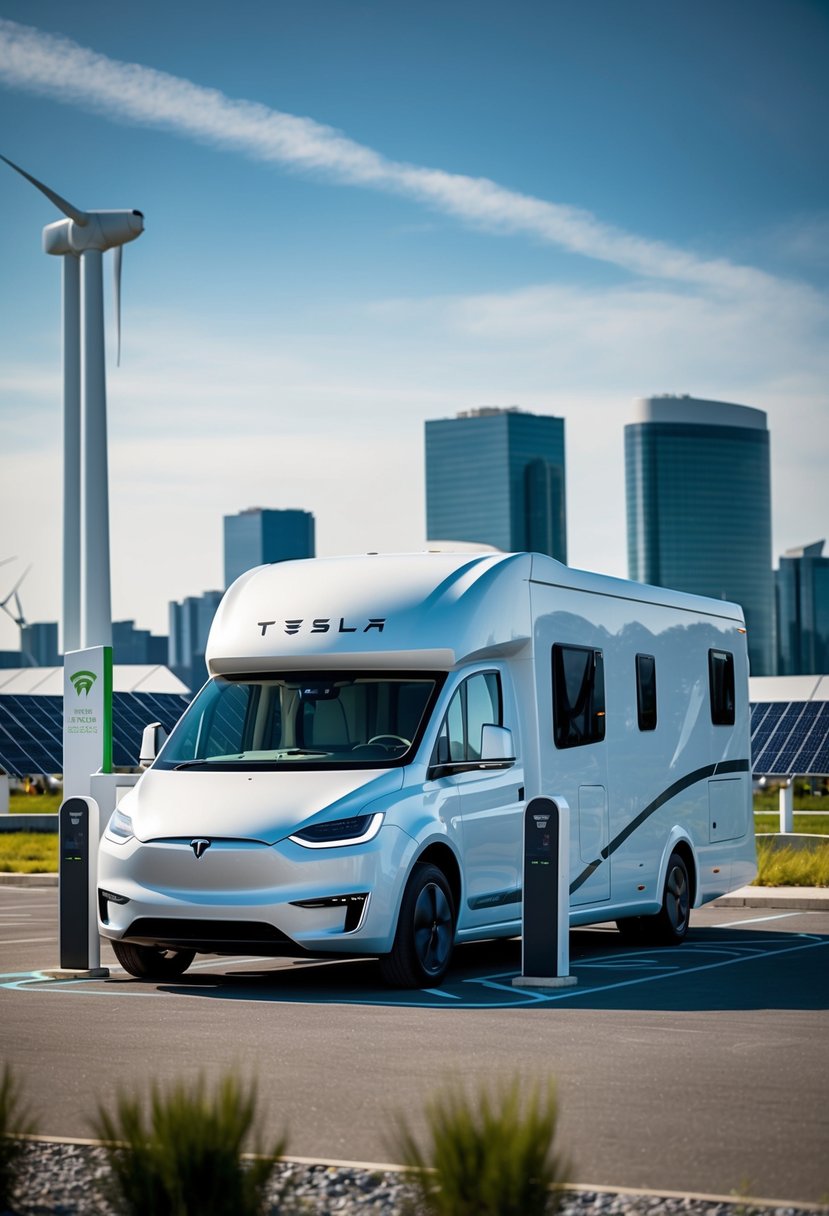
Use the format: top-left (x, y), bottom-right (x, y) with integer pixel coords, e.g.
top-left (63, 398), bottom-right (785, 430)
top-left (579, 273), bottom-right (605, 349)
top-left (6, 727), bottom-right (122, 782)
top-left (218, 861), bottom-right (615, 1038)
top-left (48, 645), bottom-right (113, 977)
top-left (513, 796), bottom-right (577, 990)
top-left (62, 645), bottom-right (113, 799)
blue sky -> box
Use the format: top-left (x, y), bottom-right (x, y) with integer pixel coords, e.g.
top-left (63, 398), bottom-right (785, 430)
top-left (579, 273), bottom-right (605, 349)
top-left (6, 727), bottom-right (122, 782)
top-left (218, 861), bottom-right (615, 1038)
top-left (0, 0), bottom-right (827, 650)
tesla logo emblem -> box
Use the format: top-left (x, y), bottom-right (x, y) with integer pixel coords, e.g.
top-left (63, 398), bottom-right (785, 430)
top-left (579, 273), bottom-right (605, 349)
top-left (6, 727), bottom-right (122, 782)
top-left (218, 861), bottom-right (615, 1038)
top-left (190, 838), bottom-right (211, 859)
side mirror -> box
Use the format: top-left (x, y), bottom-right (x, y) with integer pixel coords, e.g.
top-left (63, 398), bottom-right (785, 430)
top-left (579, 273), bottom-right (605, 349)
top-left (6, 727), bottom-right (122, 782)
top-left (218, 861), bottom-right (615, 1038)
top-left (480, 724), bottom-right (515, 762)
top-left (139, 722), bottom-right (167, 769)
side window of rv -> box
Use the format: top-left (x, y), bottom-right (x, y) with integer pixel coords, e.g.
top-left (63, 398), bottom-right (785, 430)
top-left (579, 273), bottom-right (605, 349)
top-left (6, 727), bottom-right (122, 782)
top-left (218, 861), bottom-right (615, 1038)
top-left (708, 649), bottom-right (736, 725)
top-left (552, 644), bottom-right (606, 749)
top-left (635, 654), bottom-right (657, 731)
top-left (432, 672), bottom-right (502, 765)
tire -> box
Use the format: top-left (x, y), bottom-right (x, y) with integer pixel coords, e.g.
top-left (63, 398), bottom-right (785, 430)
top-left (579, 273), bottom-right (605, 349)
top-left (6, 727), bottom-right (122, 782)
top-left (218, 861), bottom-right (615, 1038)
top-left (379, 863), bottom-right (456, 988)
top-left (112, 940), bottom-right (196, 979)
top-left (615, 851), bottom-right (691, 947)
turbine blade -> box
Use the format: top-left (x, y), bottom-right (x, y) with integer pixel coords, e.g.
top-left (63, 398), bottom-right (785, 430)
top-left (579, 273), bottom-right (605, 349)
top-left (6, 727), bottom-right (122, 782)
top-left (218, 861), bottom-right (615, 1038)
top-left (0, 153), bottom-right (89, 226)
top-left (0, 563), bottom-right (32, 609)
top-left (113, 245), bottom-right (122, 366)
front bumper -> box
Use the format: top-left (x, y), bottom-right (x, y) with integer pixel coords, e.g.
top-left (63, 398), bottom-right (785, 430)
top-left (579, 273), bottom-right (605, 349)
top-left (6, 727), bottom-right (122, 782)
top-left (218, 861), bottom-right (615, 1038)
top-left (97, 824), bottom-right (415, 956)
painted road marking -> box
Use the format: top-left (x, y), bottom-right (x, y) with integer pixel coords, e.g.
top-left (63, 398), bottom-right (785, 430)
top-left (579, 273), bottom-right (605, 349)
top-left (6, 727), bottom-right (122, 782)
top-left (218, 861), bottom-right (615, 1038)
top-left (711, 912), bottom-right (804, 928)
top-left (0, 937), bottom-right (57, 946)
top-left (1, 933), bottom-right (825, 1011)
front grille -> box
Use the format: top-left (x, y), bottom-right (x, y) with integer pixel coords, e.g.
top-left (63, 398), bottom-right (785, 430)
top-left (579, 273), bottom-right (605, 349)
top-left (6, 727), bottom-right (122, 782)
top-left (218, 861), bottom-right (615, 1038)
top-left (123, 917), bottom-right (301, 956)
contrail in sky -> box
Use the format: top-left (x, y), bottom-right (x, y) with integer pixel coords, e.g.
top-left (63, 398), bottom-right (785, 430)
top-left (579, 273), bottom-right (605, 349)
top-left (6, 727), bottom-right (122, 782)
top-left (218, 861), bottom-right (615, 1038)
top-left (0, 17), bottom-right (778, 296)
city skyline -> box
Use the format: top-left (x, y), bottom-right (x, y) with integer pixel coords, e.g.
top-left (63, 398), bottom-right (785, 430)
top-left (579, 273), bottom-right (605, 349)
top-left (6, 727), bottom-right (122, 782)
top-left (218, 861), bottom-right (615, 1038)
top-left (1, 2), bottom-right (827, 650)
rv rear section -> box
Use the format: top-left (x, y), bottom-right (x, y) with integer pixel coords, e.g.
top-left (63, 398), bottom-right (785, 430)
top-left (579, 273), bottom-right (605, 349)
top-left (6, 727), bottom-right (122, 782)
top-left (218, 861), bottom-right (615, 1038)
top-left (98, 551), bottom-right (756, 987)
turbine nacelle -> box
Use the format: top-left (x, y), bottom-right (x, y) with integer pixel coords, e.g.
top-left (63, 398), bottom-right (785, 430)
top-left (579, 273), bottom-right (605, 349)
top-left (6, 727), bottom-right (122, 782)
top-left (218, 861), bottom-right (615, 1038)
top-left (42, 210), bottom-right (144, 256)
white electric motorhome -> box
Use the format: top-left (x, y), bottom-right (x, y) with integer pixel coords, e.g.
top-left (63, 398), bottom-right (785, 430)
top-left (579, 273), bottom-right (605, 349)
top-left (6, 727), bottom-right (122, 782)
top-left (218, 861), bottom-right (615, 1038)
top-left (98, 552), bottom-right (756, 987)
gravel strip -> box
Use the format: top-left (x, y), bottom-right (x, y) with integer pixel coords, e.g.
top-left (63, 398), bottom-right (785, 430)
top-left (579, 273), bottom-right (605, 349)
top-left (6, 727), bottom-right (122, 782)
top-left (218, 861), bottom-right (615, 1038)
top-left (6, 1141), bottom-right (823, 1216)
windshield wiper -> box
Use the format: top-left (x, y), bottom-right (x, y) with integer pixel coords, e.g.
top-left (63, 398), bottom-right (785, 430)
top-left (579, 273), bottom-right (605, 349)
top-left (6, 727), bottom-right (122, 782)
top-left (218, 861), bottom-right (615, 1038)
top-left (172, 760), bottom-right (215, 770)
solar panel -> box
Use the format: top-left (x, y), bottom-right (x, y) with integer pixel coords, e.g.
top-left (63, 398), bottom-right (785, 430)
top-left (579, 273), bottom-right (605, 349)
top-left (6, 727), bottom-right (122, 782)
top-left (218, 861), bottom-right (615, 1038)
top-left (750, 699), bottom-right (829, 776)
top-left (749, 702), bottom-right (787, 755)
top-left (0, 692), bottom-right (190, 776)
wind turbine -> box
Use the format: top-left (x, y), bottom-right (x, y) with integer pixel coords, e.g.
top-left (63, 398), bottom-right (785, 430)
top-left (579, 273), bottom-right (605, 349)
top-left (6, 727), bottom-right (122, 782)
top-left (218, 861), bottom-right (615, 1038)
top-left (1, 153), bottom-right (144, 652)
top-left (0, 563), bottom-right (34, 665)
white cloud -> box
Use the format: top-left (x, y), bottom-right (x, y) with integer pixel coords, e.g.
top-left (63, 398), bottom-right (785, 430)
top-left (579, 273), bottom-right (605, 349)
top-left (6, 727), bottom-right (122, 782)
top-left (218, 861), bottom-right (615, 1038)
top-left (0, 17), bottom-right (802, 298)
top-left (2, 262), bottom-right (826, 652)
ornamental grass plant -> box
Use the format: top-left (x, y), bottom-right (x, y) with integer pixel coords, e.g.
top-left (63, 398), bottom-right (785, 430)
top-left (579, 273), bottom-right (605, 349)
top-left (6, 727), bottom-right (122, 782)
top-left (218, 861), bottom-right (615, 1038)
top-left (0, 1062), bottom-right (36, 1212)
top-left (754, 838), bottom-right (829, 887)
top-left (90, 1073), bottom-right (290, 1216)
top-left (391, 1075), bottom-right (569, 1216)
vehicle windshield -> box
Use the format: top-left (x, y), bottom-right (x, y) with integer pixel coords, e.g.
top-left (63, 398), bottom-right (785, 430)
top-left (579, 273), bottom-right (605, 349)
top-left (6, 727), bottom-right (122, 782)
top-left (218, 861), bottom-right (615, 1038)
top-left (155, 671), bottom-right (443, 771)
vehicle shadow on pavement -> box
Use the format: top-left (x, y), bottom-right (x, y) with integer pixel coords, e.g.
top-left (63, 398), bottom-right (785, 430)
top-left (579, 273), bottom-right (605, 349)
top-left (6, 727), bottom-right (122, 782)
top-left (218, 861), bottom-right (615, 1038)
top-left (109, 926), bottom-right (829, 1013)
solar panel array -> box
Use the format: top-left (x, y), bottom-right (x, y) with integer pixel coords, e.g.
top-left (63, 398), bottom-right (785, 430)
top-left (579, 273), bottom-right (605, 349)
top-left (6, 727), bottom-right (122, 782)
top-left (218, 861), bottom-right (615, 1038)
top-left (2, 691), bottom-right (828, 778)
top-left (0, 692), bottom-right (190, 777)
top-left (750, 700), bottom-right (829, 776)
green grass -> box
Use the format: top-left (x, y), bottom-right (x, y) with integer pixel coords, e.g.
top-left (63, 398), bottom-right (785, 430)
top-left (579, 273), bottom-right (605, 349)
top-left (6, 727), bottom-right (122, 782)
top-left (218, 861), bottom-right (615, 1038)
top-left (0, 832), bottom-right (58, 873)
top-left (391, 1076), bottom-right (568, 1216)
top-left (8, 789), bottom-right (62, 814)
top-left (91, 1074), bottom-right (289, 1216)
top-left (752, 788), bottom-right (828, 812)
top-left (754, 838), bottom-right (829, 887)
top-left (753, 813), bottom-right (829, 835)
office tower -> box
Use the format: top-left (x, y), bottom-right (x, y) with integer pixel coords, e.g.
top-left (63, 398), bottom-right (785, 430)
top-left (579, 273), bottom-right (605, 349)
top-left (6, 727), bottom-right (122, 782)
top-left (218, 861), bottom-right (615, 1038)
top-left (425, 407), bottom-right (567, 561)
top-left (776, 541), bottom-right (829, 675)
top-left (224, 507), bottom-right (316, 588)
top-left (112, 620), bottom-right (169, 666)
top-left (625, 395), bottom-right (774, 675)
top-left (168, 590), bottom-right (223, 691)
top-left (19, 622), bottom-right (60, 666)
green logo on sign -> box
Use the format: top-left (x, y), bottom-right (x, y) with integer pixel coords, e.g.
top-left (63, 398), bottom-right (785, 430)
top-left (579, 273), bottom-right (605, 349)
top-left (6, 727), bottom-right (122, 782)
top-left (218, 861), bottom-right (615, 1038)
top-left (69, 669), bottom-right (97, 698)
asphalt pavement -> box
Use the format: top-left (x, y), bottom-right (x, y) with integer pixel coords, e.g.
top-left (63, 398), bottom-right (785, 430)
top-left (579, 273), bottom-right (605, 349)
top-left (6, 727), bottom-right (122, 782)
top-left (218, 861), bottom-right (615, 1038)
top-left (0, 884), bottom-right (827, 1206)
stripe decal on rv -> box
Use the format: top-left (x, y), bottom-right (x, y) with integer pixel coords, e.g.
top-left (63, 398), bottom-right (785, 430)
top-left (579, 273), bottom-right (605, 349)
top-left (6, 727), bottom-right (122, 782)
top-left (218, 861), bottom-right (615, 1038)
top-left (569, 757), bottom-right (751, 895)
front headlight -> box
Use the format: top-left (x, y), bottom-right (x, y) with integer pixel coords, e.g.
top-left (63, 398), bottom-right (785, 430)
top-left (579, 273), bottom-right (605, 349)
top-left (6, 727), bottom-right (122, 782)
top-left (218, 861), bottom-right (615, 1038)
top-left (289, 812), bottom-right (384, 849)
top-left (105, 808), bottom-right (134, 844)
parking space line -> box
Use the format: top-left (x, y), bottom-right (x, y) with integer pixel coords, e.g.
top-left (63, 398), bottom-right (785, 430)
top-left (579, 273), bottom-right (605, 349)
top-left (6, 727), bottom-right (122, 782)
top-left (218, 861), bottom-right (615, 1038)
top-left (711, 912), bottom-right (804, 928)
top-left (0, 937), bottom-right (56, 945)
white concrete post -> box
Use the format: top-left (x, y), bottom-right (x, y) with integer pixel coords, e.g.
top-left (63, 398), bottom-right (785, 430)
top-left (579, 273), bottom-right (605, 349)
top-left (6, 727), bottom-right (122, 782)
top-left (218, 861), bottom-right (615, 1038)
top-left (779, 781), bottom-right (794, 834)
top-left (62, 253), bottom-right (81, 655)
top-left (80, 249), bottom-right (112, 650)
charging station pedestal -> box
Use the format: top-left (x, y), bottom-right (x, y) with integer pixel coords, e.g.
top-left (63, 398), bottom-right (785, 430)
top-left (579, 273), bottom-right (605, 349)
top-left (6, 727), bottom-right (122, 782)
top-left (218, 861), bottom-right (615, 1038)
top-left (43, 796), bottom-right (109, 979)
top-left (513, 796), bottom-right (577, 990)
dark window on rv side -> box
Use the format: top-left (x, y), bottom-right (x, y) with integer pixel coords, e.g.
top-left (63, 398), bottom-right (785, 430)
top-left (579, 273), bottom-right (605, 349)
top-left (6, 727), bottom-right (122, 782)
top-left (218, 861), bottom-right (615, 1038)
top-left (552, 644), bottom-right (606, 748)
top-left (708, 649), bottom-right (736, 725)
top-left (432, 671), bottom-right (503, 765)
top-left (635, 654), bottom-right (657, 731)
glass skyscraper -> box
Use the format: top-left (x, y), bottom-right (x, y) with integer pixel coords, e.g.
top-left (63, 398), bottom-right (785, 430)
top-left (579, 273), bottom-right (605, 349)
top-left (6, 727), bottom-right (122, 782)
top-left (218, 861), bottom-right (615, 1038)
top-left (425, 407), bottom-right (567, 561)
top-left (223, 507), bottom-right (315, 588)
top-left (776, 541), bottom-right (829, 675)
top-left (625, 395), bottom-right (774, 675)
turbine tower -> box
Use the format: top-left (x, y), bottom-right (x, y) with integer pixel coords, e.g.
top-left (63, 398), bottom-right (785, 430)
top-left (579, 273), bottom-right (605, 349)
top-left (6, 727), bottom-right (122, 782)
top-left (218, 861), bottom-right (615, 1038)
top-left (1, 154), bottom-right (143, 651)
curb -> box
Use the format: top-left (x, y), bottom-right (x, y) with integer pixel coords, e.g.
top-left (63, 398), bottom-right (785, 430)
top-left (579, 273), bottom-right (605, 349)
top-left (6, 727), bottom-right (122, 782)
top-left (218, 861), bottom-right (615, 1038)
top-left (18, 1137), bottom-right (829, 1212)
top-left (0, 871), bottom-right (58, 886)
top-left (712, 885), bottom-right (829, 911)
